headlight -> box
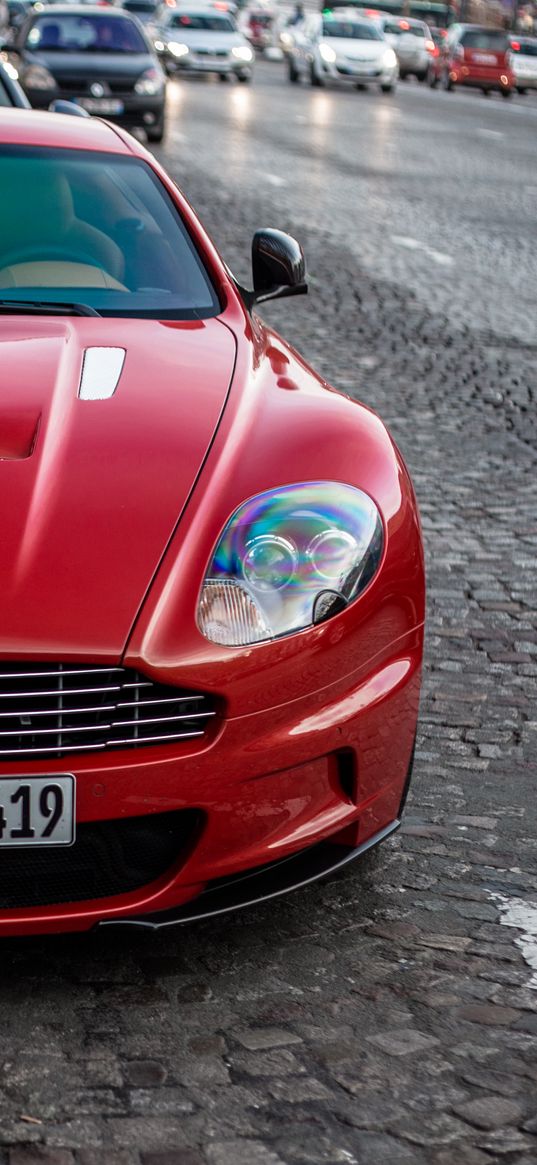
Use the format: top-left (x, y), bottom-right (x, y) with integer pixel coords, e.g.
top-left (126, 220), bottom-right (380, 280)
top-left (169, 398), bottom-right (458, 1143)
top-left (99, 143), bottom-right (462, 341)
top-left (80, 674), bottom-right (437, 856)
top-left (24, 64), bottom-right (56, 90)
top-left (168, 40), bottom-right (189, 57)
top-left (319, 42), bottom-right (336, 63)
top-left (134, 66), bottom-right (165, 95)
top-left (154, 39), bottom-right (165, 51)
top-left (198, 482), bottom-right (383, 646)
top-left (232, 45), bottom-right (254, 61)
top-left (382, 48), bottom-right (397, 68)
top-left (3, 61), bottom-right (19, 81)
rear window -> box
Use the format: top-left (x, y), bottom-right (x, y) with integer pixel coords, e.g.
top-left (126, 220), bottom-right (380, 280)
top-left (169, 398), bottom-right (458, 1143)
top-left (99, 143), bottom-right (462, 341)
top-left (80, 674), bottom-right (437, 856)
top-left (26, 13), bottom-right (148, 53)
top-left (322, 19), bottom-right (382, 39)
top-left (513, 39), bottom-right (537, 56)
top-left (168, 13), bottom-right (235, 31)
top-left (384, 20), bottom-right (425, 36)
top-left (460, 29), bottom-right (508, 50)
top-left (0, 147), bottom-right (219, 320)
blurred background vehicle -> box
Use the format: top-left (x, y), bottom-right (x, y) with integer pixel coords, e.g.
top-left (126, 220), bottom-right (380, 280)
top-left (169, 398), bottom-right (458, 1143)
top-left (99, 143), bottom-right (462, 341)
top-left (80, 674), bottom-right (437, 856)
top-left (509, 34), bottom-right (537, 91)
top-left (0, 52), bottom-right (30, 101)
top-left (240, 2), bottom-right (275, 50)
top-left (374, 14), bottom-right (434, 80)
top-left (288, 9), bottom-right (398, 91)
top-left (439, 23), bottom-right (513, 96)
top-left (153, 5), bottom-right (253, 79)
top-left (119, 0), bottom-right (160, 25)
top-left (319, 0), bottom-right (452, 31)
top-left (8, 3), bottom-right (167, 138)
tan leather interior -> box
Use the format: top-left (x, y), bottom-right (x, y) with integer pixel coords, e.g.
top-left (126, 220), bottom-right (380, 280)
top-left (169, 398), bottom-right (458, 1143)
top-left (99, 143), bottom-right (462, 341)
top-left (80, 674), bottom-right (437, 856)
top-left (0, 262), bottom-right (128, 291)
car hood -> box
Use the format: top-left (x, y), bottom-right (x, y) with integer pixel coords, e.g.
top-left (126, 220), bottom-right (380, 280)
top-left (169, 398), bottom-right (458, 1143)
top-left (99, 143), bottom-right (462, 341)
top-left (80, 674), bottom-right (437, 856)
top-left (322, 38), bottom-right (385, 59)
top-left (25, 50), bottom-right (152, 82)
top-left (0, 315), bottom-right (235, 658)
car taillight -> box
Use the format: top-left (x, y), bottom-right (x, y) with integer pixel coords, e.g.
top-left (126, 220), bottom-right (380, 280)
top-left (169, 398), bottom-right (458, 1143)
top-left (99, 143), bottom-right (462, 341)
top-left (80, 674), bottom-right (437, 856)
top-left (510, 40), bottom-right (520, 51)
top-left (425, 39), bottom-right (435, 54)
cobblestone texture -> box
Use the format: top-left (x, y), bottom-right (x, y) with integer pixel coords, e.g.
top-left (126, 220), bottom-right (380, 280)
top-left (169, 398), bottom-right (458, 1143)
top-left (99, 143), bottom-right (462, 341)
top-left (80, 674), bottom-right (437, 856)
top-left (1, 113), bottom-right (536, 1164)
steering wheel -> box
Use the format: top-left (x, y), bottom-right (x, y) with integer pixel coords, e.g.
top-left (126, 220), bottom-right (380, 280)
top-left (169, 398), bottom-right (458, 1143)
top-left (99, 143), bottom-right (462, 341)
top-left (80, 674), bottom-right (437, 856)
top-left (0, 244), bottom-right (103, 271)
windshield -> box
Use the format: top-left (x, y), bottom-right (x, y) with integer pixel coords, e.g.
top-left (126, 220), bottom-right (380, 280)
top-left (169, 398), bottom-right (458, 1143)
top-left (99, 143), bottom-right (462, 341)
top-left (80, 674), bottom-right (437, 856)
top-left (322, 19), bottom-right (382, 39)
top-left (0, 147), bottom-right (219, 320)
top-left (460, 30), bottom-right (508, 50)
top-left (26, 13), bottom-right (148, 53)
top-left (167, 13), bottom-right (236, 31)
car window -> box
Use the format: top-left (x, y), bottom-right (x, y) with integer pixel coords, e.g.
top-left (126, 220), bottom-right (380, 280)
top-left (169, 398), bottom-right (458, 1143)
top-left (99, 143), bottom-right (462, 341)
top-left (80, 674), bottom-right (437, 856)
top-left (321, 19), bottom-right (382, 39)
top-left (460, 29), bottom-right (508, 50)
top-left (0, 76), bottom-right (12, 106)
top-left (0, 147), bottom-right (220, 319)
top-left (26, 13), bottom-right (148, 53)
top-left (513, 39), bottom-right (537, 55)
top-left (167, 13), bottom-right (236, 31)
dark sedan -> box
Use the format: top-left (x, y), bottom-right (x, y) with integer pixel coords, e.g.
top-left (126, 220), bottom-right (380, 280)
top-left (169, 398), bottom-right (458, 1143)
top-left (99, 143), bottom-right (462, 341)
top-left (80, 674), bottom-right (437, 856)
top-left (9, 4), bottom-right (167, 141)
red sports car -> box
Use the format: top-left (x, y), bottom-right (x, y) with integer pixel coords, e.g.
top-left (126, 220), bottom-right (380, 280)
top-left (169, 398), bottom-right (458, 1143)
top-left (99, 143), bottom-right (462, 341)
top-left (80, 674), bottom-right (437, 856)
top-left (0, 109), bottom-right (424, 936)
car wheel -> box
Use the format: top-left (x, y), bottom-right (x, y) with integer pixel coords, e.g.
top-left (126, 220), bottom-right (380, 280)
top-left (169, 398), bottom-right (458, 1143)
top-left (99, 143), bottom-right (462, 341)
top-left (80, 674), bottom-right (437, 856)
top-left (399, 71), bottom-right (408, 81)
top-left (428, 67), bottom-right (438, 88)
top-left (310, 60), bottom-right (324, 86)
top-left (500, 87), bottom-right (512, 99)
top-left (482, 87), bottom-right (490, 96)
top-left (288, 58), bottom-right (300, 83)
top-left (146, 115), bottom-right (165, 144)
top-left (380, 82), bottom-right (395, 93)
top-left (237, 71), bottom-right (251, 83)
top-left (219, 73), bottom-right (230, 82)
top-left (517, 86), bottom-right (527, 94)
top-left (417, 70), bottom-right (427, 82)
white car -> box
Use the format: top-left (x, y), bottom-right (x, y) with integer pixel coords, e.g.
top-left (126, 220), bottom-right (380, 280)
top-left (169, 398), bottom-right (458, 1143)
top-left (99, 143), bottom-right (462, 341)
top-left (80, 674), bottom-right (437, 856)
top-left (509, 36), bottom-right (537, 91)
top-left (153, 6), bottom-right (254, 80)
top-left (288, 11), bottom-right (398, 92)
top-left (373, 15), bottom-right (433, 81)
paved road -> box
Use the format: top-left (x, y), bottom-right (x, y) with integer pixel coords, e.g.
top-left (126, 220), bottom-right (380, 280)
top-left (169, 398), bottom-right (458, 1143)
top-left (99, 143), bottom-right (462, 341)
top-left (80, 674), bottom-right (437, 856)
top-left (1, 65), bottom-right (537, 1165)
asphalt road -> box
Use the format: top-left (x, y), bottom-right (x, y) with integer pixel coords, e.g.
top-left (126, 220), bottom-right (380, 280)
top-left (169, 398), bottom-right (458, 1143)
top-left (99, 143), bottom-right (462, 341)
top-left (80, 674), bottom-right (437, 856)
top-left (1, 64), bottom-right (537, 1165)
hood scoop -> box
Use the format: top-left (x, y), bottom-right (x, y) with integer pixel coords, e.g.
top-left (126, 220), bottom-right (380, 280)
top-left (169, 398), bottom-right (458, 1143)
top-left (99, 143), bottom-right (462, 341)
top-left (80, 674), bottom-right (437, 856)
top-left (78, 347), bottom-right (126, 400)
top-left (0, 411), bottom-right (41, 460)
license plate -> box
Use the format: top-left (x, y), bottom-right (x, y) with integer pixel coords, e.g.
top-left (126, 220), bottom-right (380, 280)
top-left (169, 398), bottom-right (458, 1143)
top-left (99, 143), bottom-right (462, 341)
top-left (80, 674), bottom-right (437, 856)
top-left (77, 98), bottom-right (124, 114)
top-left (472, 53), bottom-right (497, 65)
top-left (0, 776), bottom-right (75, 847)
top-left (347, 61), bottom-right (375, 74)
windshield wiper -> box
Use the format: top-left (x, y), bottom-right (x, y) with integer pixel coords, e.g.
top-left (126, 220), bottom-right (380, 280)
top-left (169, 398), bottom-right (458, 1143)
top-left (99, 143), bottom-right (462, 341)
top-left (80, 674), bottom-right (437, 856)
top-left (0, 300), bottom-right (101, 317)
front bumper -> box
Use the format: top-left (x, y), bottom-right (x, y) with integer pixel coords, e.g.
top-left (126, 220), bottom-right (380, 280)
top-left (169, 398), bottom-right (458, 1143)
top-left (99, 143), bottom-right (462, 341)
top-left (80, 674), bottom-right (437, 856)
top-left (0, 626), bottom-right (421, 936)
top-left (321, 58), bottom-right (397, 85)
top-left (165, 54), bottom-right (250, 76)
top-left (25, 88), bottom-right (165, 128)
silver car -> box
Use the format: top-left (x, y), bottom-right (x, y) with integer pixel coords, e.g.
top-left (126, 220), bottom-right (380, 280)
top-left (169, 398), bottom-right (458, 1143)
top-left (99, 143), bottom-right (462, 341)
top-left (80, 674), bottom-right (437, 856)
top-left (509, 36), bottom-right (537, 91)
top-left (375, 15), bottom-right (433, 81)
top-left (288, 10), bottom-right (398, 92)
top-left (153, 7), bottom-right (254, 81)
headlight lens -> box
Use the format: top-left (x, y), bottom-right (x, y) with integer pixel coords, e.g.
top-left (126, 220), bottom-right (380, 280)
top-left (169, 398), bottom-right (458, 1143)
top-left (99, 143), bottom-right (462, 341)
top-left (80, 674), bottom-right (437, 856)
top-left (232, 45), bottom-right (254, 61)
top-left (319, 42), bottom-right (337, 63)
top-left (168, 40), bottom-right (190, 57)
top-left (198, 482), bottom-right (383, 646)
top-left (24, 64), bottom-right (56, 90)
top-left (382, 48), bottom-right (397, 68)
top-left (134, 66), bottom-right (165, 95)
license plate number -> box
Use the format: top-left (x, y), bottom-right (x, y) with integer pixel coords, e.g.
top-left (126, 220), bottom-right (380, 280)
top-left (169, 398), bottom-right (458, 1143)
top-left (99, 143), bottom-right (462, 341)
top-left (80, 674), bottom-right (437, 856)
top-left (0, 776), bottom-right (75, 847)
top-left (77, 98), bottom-right (124, 114)
top-left (473, 53), bottom-right (496, 64)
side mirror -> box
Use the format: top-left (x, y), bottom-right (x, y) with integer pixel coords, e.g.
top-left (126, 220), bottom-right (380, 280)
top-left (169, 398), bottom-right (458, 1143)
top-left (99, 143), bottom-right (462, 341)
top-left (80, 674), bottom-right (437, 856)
top-left (245, 228), bottom-right (307, 309)
top-left (49, 99), bottom-right (91, 117)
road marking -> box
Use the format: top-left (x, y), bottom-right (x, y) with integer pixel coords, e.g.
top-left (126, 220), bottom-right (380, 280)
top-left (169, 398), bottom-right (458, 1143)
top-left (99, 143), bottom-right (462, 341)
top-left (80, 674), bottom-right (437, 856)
top-left (262, 173), bottom-right (288, 187)
top-left (391, 235), bottom-right (454, 267)
top-left (477, 128), bottom-right (504, 138)
top-left (491, 892), bottom-right (537, 989)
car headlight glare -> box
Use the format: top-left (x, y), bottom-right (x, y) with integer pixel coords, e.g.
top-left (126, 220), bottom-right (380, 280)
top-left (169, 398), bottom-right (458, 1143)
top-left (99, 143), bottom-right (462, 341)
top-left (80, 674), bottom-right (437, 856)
top-left (168, 40), bottom-right (190, 57)
top-left (198, 482), bottom-right (383, 646)
top-left (24, 63), bottom-right (56, 90)
top-left (134, 66), bottom-right (165, 95)
top-left (382, 48), bottom-right (397, 68)
top-left (319, 42), bottom-right (336, 63)
top-left (232, 45), bottom-right (254, 61)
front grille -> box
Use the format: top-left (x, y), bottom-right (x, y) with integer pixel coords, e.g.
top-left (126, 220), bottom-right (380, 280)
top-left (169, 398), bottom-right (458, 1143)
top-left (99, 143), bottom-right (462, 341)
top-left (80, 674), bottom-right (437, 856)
top-left (58, 78), bottom-right (136, 95)
top-left (0, 809), bottom-right (201, 907)
top-left (0, 663), bottom-right (216, 761)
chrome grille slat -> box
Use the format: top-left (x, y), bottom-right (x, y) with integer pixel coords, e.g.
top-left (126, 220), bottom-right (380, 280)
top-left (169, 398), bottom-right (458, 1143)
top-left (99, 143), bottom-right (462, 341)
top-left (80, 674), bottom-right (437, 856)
top-left (0, 664), bottom-right (215, 760)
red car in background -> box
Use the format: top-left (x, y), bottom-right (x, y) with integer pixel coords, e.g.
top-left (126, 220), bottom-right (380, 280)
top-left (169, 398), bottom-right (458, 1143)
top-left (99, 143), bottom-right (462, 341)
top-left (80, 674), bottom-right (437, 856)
top-left (0, 109), bottom-right (424, 937)
top-left (433, 23), bottom-right (514, 95)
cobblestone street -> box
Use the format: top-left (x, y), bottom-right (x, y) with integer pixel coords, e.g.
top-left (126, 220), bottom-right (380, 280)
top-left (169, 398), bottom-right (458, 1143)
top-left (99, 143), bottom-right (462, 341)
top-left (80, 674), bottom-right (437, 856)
top-left (1, 70), bottom-right (536, 1165)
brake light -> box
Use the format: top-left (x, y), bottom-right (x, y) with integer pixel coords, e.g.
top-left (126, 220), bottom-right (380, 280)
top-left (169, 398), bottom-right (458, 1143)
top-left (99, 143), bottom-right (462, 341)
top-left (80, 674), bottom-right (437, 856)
top-left (399, 19), bottom-right (410, 29)
top-left (425, 38), bottom-right (435, 53)
top-left (510, 40), bottom-right (520, 51)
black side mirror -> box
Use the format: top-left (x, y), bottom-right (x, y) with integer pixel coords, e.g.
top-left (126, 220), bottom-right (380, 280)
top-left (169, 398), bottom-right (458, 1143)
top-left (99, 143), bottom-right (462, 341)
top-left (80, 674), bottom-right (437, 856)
top-left (243, 228), bottom-right (307, 309)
